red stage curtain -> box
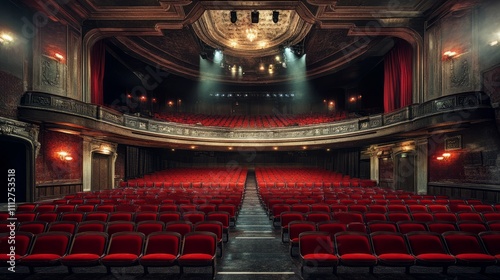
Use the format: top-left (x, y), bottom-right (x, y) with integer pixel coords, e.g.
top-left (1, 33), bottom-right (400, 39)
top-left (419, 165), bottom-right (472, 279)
top-left (383, 40), bottom-right (413, 113)
top-left (90, 41), bottom-right (105, 105)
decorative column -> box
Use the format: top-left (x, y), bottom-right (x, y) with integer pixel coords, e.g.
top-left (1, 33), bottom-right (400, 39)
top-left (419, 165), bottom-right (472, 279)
top-left (367, 146), bottom-right (380, 183)
top-left (415, 138), bottom-right (428, 195)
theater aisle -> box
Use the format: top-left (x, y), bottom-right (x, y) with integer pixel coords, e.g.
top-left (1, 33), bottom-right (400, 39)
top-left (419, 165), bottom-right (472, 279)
top-left (216, 170), bottom-right (301, 280)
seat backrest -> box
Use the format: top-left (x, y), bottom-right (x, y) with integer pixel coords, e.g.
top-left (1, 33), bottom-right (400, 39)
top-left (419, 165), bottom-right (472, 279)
top-left (158, 211), bottom-right (181, 224)
top-left (288, 221), bottom-right (316, 240)
top-left (410, 212), bottom-right (434, 222)
top-left (206, 211), bottom-right (230, 227)
top-left (182, 211), bottom-right (206, 224)
top-left (317, 221), bottom-right (347, 239)
top-left (386, 212), bottom-right (411, 222)
top-left (280, 211), bottom-right (305, 227)
top-left (194, 221), bottom-right (223, 240)
top-left (335, 232), bottom-right (373, 255)
top-left (144, 231), bottom-right (181, 255)
top-left (134, 212), bottom-right (158, 223)
top-left (427, 221), bottom-right (458, 234)
top-left (165, 221), bottom-right (193, 237)
top-left (30, 231), bottom-right (72, 256)
top-left (443, 231), bottom-right (486, 255)
top-left (60, 212), bottom-right (85, 223)
top-left (367, 221), bottom-right (398, 233)
top-left (181, 232), bottom-right (217, 256)
top-left (106, 221), bottom-right (135, 236)
top-left (396, 221), bottom-right (428, 234)
top-left (478, 231), bottom-right (500, 256)
top-left (18, 221), bottom-right (48, 234)
top-left (371, 232), bottom-right (410, 255)
top-left (405, 231), bottom-right (450, 255)
top-left (84, 211), bottom-right (109, 222)
top-left (0, 232), bottom-right (33, 257)
top-left (334, 211), bottom-right (364, 224)
top-left (108, 211), bottom-right (134, 222)
top-left (47, 221), bottom-right (78, 234)
top-left (299, 231), bottom-right (334, 256)
top-left (456, 221), bottom-right (488, 234)
top-left (107, 232), bottom-right (145, 255)
top-left (69, 232), bottom-right (108, 255)
top-left (136, 221), bottom-right (165, 236)
top-left (77, 221), bottom-right (106, 233)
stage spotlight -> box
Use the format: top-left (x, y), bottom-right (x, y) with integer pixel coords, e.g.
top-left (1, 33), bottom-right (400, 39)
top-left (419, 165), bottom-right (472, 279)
top-left (272, 11), bottom-right (279, 23)
top-left (230, 11), bottom-right (237, 23)
top-left (251, 11), bottom-right (259, 23)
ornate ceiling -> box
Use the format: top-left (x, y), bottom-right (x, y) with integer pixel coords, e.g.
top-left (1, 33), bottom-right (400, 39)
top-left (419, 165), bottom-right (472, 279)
top-left (20, 0), bottom-right (457, 84)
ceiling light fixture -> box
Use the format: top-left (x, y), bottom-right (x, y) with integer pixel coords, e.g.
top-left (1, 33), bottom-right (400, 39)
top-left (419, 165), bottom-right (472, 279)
top-left (272, 11), bottom-right (279, 23)
top-left (246, 28), bottom-right (257, 42)
top-left (251, 11), bottom-right (259, 23)
top-left (230, 11), bottom-right (237, 23)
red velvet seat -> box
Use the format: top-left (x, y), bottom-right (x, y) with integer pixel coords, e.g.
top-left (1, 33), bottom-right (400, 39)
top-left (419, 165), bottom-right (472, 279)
top-left (136, 221), bottom-right (165, 237)
top-left (427, 221), bottom-right (458, 234)
top-left (108, 211), bottom-right (134, 222)
top-left (139, 231), bottom-right (181, 274)
top-left (34, 204), bottom-right (57, 213)
top-left (433, 212), bottom-right (458, 223)
top-left (106, 221), bottom-right (135, 236)
top-left (386, 212), bottom-right (411, 223)
top-left (280, 211), bottom-right (305, 242)
top-left (334, 211), bottom-right (364, 224)
top-left (59, 232), bottom-right (108, 273)
top-left (457, 221), bottom-right (488, 234)
top-left (478, 231), bottom-right (500, 261)
top-left (84, 211), bottom-right (109, 222)
top-left (18, 231), bottom-right (72, 273)
top-left (165, 221), bottom-right (193, 237)
top-left (288, 221), bottom-right (316, 256)
top-left (443, 231), bottom-right (497, 273)
top-left (134, 212), bottom-right (158, 223)
top-left (367, 221), bottom-right (398, 233)
top-left (16, 204), bottom-right (37, 212)
top-left (15, 212), bottom-right (37, 223)
top-left (396, 221), bottom-right (428, 234)
top-left (364, 212), bottom-right (388, 223)
top-left (183, 211), bottom-right (206, 224)
top-left (60, 212), bottom-right (85, 223)
top-left (299, 231), bottom-right (339, 276)
top-left (317, 221), bottom-right (347, 240)
top-left (411, 212), bottom-right (434, 222)
top-left (405, 231), bottom-right (456, 273)
top-left (206, 211), bottom-right (230, 242)
top-left (194, 221), bottom-right (224, 257)
top-left (457, 212), bottom-right (484, 222)
top-left (177, 231), bottom-right (218, 278)
top-left (18, 221), bottom-right (48, 235)
top-left (305, 211), bottom-right (331, 223)
top-left (55, 205), bottom-right (76, 213)
top-left (371, 232), bottom-right (415, 273)
top-left (77, 221), bottom-right (106, 233)
top-left (75, 204), bottom-right (95, 212)
top-left (0, 232), bottom-right (33, 265)
top-left (47, 221), bottom-right (78, 235)
top-left (100, 232), bottom-right (145, 274)
top-left (335, 231), bottom-right (377, 273)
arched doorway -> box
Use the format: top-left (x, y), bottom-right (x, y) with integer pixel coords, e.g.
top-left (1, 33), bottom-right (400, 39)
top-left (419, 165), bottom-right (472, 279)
top-left (0, 136), bottom-right (35, 203)
top-left (395, 151), bottom-right (416, 193)
top-left (91, 152), bottom-right (112, 191)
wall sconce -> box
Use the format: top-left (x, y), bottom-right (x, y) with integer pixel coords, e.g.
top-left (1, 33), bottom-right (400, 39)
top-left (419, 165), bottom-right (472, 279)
top-left (57, 151), bottom-right (73, 161)
top-left (443, 50), bottom-right (458, 60)
top-left (54, 53), bottom-right (64, 61)
top-left (436, 152), bottom-right (452, 161)
top-left (0, 32), bottom-right (14, 45)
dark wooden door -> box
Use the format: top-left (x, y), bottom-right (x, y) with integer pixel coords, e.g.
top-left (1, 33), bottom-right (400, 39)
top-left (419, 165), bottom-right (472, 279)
top-left (396, 154), bottom-right (415, 192)
top-left (91, 153), bottom-right (110, 191)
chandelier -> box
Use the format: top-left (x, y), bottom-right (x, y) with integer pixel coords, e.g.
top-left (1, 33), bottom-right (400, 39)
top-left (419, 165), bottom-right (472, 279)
top-left (245, 27), bottom-right (257, 42)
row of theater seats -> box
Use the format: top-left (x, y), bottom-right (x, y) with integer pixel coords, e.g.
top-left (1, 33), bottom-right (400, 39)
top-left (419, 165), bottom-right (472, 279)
top-left (5, 209), bottom-right (232, 226)
top-left (297, 230), bottom-right (500, 276)
top-left (153, 111), bottom-right (347, 128)
top-left (1, 230), bottom-right (219, 277)
top-left (2, 219), bottom-right (228, 241)
top-left (276, 210), bottom-right (500, 229)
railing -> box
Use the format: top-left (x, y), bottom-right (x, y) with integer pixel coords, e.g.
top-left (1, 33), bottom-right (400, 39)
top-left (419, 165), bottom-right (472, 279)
top-left (19, 91), bottom-right (493, 141)
top-left (35, 181), bottom-right (83, 201)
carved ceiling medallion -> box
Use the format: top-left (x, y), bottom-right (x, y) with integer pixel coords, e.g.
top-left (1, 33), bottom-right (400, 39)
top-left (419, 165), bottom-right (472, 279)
top-left (192, 10), bottom-right (312, 57)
